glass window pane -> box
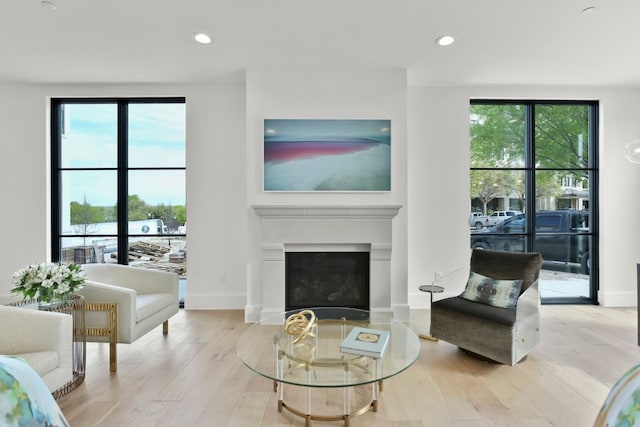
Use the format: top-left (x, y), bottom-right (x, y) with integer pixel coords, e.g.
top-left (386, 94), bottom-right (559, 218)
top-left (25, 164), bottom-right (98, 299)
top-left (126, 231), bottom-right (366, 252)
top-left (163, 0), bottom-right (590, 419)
top-left (470, 104), bottom-right (525, 168)
top-left (470, 170), bottom-right (525, 215)
top-left (61, 237), bottom-right (117, 264)
top-left (128, 103), bottom-right (186, 168)
top-left (60, 170), bottom-right (117, 235)
top-left (535, 171), bottom-right (589, 213)
top-left (60, 103), bottom-right (118, 168)
top-left (535, 104), bottom-right (590, 169)
top-left (128, 170), bottom-right (186, 232)
top-left (128, 236), bottom-right (186, 277)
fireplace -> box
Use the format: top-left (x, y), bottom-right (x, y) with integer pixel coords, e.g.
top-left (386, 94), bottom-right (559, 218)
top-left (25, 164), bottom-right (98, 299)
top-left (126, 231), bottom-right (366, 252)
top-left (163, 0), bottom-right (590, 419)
top-left (285, 251), bottom-right (370, 311)
top-left (249, 205), bottom-right (402, 322)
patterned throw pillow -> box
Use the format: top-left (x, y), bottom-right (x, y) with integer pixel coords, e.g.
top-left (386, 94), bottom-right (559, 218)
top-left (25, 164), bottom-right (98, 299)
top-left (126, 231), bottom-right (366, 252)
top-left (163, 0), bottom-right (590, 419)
top-left (460, 271), bottom-right (523, 309)
top-left (0, 355), bottom-right (70, 427)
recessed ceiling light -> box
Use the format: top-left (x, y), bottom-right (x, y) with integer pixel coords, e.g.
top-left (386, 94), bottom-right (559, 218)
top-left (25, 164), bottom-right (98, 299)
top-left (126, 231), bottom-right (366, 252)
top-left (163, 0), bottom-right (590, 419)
top-left (435, 35), bottom-right (455, 47)
top-left (41, 1), bottom-right (57, 10)
top-left (192, 33), bottom-right (212, 45)
top-left (582, 6), bottom-right (596, 15)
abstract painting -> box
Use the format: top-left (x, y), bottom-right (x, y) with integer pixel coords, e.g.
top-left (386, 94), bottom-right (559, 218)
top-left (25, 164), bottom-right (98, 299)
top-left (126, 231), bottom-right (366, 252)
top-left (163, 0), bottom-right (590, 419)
top-left (263, 119), bottom-right (391, 191)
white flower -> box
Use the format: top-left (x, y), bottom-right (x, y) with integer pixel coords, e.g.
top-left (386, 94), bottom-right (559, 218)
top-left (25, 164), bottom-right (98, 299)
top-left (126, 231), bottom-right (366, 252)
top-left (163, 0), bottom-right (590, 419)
top-left (10, 262), bottom-right (86, 302)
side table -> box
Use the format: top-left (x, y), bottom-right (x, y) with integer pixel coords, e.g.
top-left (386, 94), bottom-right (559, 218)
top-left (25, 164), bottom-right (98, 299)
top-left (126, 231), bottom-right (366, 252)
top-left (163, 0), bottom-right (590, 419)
top-left (418, 284), bottom-right (444, 341)
top-left (8, 295), bottom-right (86, 399)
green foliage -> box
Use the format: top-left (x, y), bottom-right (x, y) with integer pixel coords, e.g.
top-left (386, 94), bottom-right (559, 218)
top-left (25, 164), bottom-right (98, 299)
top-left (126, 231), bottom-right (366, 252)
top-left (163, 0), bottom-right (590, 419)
top-left (127, 194), bottom-right (149, 221)
top-left (470, 103), bottom-right (590, 209)
top-left (70, 197), bottom-right (103, 225)
top-left (70, 195), bottom-right (186, 231)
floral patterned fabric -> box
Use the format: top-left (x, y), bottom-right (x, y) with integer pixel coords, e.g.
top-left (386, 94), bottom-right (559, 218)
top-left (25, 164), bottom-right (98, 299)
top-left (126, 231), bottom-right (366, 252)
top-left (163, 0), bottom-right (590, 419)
top-left (460, 271), bottom-right (523, 309)
top-left (0, 356), bottom-right (69, 427)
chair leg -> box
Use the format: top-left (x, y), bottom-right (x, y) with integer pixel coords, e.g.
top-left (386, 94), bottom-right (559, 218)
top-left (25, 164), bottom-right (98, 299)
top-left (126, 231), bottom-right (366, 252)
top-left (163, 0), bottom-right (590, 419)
top-left (163, 320), bottom-right (169, 335)
top-left (110, 342), bottom-right (117, 372)
top-left (85, 302), bottom-right (118, 373)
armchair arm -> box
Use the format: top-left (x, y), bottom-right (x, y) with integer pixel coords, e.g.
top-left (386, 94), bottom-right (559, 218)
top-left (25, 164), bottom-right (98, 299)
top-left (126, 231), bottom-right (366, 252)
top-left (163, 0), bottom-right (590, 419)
top-left (516, 279), bottom-right (540, 320)
top-left (76, 280), bottom-right (136, 343)
top-left (0, 305), bottom-right (72, 356)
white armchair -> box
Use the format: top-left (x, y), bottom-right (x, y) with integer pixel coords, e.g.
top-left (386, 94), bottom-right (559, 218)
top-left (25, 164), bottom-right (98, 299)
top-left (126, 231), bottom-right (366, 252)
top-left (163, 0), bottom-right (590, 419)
top-left (0, 305), bottom-right (73, 394)
top-left (76, 263), bottom-right (179, 372)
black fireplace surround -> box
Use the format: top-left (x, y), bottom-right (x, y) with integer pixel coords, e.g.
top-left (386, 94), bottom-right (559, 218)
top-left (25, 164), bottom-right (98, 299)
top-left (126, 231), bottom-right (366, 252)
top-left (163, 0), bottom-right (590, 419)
top-left (285, 251), bottom-right (370, 313)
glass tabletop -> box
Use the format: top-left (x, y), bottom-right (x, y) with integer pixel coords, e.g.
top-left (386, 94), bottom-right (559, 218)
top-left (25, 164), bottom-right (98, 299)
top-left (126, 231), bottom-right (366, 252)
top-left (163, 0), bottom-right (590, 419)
top-left (236, 307), bottom-right (420, 388)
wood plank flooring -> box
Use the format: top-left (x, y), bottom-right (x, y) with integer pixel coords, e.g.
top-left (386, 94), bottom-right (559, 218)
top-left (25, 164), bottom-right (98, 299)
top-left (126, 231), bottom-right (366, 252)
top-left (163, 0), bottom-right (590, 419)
top-left (58, 305), bottom-right (640, 426)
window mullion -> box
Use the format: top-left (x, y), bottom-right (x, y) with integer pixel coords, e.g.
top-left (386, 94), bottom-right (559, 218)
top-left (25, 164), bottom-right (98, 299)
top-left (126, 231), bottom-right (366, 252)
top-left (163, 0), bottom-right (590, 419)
top-left (117, 101), bottom-right (129, 265)
top-left (525, 103), bottom-right (536, 252)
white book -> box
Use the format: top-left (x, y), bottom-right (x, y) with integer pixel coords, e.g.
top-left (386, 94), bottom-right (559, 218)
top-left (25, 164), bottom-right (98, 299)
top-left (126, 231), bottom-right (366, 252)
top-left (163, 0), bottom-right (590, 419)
top-left (340, 326), bottom-right (390, 359)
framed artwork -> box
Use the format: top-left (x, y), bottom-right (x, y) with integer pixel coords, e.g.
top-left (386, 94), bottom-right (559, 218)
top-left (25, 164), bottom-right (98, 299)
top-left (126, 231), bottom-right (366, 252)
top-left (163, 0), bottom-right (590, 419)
top-left (263, 119), bottom-right (391, 192)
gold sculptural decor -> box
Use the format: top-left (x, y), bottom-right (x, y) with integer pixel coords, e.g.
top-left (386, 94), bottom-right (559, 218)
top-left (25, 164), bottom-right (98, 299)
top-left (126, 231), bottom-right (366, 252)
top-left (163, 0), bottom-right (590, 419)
top-left (284, 309), bottom-right (317, 343)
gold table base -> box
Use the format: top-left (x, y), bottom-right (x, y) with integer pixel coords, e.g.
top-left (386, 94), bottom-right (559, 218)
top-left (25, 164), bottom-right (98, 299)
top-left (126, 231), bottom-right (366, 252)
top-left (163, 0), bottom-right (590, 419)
top-left (274, 380), bottom-right (382, 427)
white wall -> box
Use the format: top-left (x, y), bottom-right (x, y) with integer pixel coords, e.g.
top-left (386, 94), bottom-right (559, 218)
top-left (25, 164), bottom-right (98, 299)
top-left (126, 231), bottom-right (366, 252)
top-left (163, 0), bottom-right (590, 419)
top-left (0, 83), bottom-right (248, 309)
top-left (0, 83), bottom-right (49, 304)
top-left (408, 86), bottom-right (640, 307)
top-left (1, 79), bottom-right (639, 309)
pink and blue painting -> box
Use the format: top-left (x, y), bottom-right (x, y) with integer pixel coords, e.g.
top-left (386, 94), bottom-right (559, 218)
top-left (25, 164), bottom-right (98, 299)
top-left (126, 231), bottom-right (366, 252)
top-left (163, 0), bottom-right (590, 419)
top-left (263, 119), bottom-right (391, 191)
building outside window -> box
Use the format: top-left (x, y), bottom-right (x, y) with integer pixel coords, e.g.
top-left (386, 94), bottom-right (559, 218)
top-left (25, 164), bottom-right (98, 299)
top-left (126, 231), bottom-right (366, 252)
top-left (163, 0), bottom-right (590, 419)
top-left (51, 99), bottom-right (187, 294)
top-left (469, 101), bottom-right (598, 303)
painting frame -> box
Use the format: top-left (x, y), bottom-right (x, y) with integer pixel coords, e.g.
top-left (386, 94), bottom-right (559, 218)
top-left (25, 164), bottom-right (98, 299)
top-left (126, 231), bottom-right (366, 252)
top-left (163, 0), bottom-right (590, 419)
top-left (263, 118), bottom-right (391, 192)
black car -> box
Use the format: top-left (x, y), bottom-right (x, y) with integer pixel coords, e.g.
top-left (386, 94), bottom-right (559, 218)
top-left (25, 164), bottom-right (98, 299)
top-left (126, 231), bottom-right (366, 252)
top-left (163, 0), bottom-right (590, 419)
top-left (470, 210), bottom-right (590, 274)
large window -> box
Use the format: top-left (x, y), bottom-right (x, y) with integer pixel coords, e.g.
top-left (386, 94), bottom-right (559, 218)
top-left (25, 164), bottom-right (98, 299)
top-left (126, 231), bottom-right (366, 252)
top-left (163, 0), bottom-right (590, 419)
top-left (51, 98), bottom-right (186, 282)
top-left (469, 101), bottom-right (598, 303)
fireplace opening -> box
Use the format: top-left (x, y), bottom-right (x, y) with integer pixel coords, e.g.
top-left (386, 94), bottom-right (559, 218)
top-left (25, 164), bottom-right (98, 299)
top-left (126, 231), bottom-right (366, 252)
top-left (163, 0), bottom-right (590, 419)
top-left (285, 251), bottom-right (370, 313)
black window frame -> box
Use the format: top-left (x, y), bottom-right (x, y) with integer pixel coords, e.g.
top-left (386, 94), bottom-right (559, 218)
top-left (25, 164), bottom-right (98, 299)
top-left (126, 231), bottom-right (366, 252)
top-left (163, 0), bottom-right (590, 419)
top-left (470, 99), bottom-right (599, 304)
top-left (51, 97), bottom-right (186, 265)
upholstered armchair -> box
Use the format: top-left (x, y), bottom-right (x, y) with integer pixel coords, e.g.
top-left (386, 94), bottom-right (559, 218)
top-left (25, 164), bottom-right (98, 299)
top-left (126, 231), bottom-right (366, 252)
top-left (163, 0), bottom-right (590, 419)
top-left (76, 263), bottom-right (179, 372)
top-left (0, 305), bottom-right (72, 393)
top-left (430, 249), bottom-right (543, 365)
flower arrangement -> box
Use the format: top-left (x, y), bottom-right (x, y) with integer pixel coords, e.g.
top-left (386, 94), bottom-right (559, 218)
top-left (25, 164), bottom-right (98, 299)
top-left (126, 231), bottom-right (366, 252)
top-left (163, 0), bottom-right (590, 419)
top-left (10, 262), bottom-right (86, 303)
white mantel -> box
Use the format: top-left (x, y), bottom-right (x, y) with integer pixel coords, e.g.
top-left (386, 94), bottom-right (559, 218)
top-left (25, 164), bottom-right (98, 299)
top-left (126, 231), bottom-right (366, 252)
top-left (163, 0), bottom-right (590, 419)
top-left (248, 205), bottom-right (402, 322)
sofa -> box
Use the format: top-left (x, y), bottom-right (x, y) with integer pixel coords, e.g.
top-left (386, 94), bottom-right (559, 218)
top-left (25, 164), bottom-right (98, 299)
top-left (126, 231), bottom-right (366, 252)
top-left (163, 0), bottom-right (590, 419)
top-left (0, 305), bottom-right (73, 393)
top-left (77, 263), bottom-right (179, 372)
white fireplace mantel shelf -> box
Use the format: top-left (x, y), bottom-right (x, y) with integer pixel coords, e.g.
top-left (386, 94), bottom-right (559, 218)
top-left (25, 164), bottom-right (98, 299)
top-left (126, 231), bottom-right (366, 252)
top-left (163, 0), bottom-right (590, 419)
top-left (252, 205), bottom-right (402, 220)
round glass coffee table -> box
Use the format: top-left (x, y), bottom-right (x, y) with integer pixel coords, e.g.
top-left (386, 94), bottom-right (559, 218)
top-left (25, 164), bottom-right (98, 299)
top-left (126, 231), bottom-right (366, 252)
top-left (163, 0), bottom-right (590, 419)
top-left (236, 307), bottom-right (420, 426)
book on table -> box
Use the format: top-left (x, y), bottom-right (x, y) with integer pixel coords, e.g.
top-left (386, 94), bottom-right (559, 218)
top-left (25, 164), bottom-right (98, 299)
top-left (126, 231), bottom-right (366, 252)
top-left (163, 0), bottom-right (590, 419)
top-left (340, 326), bottom-right (390, 359)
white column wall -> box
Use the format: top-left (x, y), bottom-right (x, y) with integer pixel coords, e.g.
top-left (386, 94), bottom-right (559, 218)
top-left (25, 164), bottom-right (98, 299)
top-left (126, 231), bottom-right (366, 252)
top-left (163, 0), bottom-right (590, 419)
top-left (245, 68), bottom-right (409, 319)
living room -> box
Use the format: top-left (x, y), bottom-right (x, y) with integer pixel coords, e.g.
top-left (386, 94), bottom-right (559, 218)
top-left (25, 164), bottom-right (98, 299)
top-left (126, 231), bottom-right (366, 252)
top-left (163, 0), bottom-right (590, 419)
top-left (1, 1), bottom-right (640, 426)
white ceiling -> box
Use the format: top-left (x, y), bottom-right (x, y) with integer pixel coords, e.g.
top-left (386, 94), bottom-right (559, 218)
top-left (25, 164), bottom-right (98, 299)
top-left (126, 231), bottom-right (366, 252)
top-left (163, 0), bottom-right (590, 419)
top-left (2, 0), bottom-right (639, 86)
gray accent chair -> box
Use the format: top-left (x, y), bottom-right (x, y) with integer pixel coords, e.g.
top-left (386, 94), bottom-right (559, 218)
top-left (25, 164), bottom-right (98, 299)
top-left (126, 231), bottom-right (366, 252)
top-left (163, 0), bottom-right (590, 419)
top-left (430, 249), bottom-right (543, 365)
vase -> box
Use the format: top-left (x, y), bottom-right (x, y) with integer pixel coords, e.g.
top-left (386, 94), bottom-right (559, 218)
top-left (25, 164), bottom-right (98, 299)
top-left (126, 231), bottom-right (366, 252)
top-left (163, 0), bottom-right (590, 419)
top-left (37, 298), bottom-right (64, 310)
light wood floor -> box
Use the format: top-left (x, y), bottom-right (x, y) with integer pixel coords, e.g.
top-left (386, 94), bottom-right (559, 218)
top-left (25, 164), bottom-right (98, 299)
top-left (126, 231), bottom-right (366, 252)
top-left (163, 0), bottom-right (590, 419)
top-left (58, 305), bottom-right (640, 426)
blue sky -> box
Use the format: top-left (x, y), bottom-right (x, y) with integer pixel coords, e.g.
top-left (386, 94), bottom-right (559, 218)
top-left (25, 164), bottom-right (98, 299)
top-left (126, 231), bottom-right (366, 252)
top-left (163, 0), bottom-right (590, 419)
top-left (62, 103), bottom-right (186, 206)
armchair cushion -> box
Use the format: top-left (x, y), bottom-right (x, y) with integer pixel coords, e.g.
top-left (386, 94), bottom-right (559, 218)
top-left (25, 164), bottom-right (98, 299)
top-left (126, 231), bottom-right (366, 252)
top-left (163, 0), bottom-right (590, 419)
top-left (432, 296), bottom-right (517, 326)
top-left (136, 293), bottom-right (177, 323)
top-left (460, 271), bottom-right (523, 309)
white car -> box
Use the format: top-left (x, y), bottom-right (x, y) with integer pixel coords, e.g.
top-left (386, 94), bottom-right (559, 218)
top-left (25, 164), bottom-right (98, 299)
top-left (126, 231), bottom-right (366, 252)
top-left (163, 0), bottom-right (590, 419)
top-left (486, 210), bottom-right (523, 226)
top-left (469, 212), bottom-right (490, 229)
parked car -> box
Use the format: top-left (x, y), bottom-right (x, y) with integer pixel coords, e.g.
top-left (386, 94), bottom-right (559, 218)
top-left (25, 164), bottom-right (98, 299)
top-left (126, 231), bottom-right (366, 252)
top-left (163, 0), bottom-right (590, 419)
top-left (486, 210), bottom-right (523, 226)
top-left (470, 210), bottom-right (590, 274)
top-left (469, 212), bottom-right (490, 230)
